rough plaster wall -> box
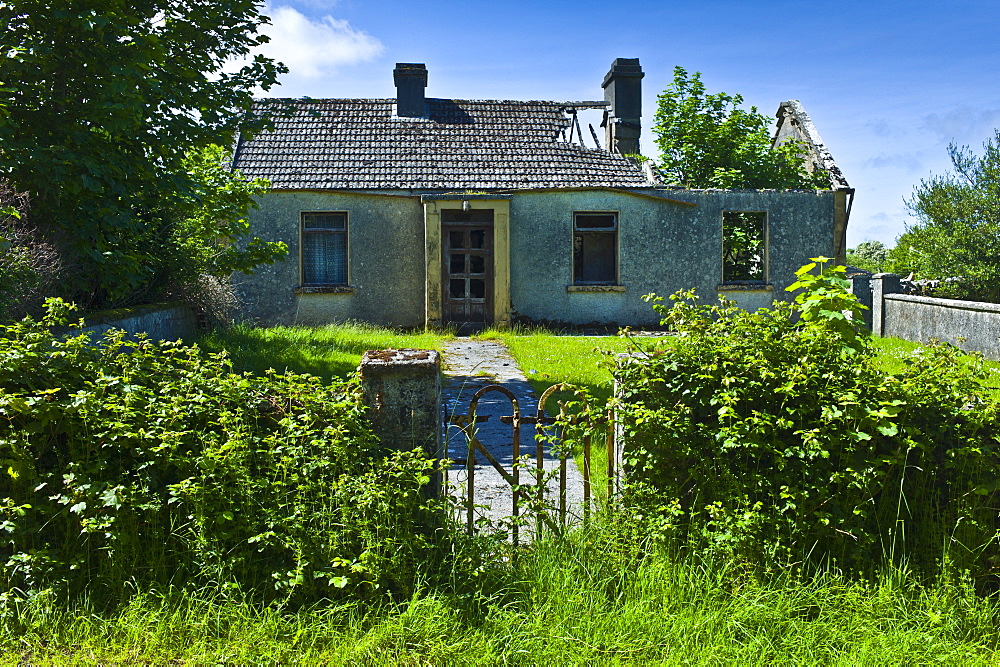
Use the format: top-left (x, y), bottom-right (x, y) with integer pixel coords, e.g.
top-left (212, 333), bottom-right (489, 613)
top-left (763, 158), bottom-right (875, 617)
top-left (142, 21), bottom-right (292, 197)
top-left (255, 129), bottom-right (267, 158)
top-left (235, 192), bottom-right (426, 327)
top-left (508, 190), bottom-right (836, 326)
top-left (70, 303), bottom-right (197, 343)
top-left (884, 294), bottom-right (1000, 361)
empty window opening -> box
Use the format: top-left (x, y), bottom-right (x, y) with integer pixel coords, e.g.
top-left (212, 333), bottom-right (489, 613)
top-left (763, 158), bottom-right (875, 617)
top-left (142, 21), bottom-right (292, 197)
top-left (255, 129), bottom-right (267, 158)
top-left (573, 212), bottom-right (618, 284)
top-left (301, 212), bottom-right (347, 285)
top-left (722, 211), bottom-right (766, 283)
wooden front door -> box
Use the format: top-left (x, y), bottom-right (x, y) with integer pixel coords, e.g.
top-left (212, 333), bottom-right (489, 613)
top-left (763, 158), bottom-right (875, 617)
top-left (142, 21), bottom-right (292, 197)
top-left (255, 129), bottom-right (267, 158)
top-left (442, 216), bottom-right (493, 327)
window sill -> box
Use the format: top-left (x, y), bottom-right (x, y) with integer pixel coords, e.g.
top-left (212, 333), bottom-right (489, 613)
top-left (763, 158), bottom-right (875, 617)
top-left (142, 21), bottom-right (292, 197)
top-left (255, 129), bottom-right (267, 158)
top-left (717, 283), bottom-right (773, 292)
top-left (295, 285), bottom-right (355, 295)
top-left (567, 285), bottom-right (626, 293)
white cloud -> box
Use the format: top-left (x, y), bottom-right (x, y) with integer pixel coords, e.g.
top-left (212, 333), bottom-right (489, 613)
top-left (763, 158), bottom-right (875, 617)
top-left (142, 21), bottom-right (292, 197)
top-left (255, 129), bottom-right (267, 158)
top-left (861, 152), bottom-right (925, 173)
top-left (256, 4), bottom-right (383, 79)
top-left (920, 107), bottom-right (1000, 146)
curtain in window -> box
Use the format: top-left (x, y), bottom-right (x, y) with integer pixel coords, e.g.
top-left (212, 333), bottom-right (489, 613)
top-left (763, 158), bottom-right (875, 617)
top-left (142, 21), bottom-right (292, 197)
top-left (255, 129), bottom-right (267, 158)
top-left (303, 232), bottom-right (346, 284)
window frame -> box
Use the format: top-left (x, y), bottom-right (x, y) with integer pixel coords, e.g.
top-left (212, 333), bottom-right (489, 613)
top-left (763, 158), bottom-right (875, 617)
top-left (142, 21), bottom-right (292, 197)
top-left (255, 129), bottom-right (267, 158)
top-left (721, 210), bottom-right (768, 285)
top-left (299, 211), bottom-right (349, 287)
top-left (572, 211), bottom-right (619, 286)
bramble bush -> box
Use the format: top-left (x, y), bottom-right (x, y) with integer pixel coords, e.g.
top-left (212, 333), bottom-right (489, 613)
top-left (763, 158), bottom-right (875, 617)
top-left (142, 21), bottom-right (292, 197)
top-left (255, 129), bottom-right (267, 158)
top-left (0, 299), bottom-right (440, 609)
top-left (611, 259), bottom-right (1000, 579)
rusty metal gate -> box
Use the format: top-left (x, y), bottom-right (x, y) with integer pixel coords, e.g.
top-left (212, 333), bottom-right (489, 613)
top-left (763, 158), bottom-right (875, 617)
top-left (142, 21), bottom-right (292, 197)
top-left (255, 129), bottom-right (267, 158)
top-left (447, 383), bottom-right (617, 544)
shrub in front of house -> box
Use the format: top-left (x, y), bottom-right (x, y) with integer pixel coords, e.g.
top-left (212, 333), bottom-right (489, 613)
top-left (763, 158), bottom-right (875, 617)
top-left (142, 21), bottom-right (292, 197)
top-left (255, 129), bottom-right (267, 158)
top-left (0, 299), bottom-right (438, 608)
top-left (613, 262), bottom-right (1000, 579)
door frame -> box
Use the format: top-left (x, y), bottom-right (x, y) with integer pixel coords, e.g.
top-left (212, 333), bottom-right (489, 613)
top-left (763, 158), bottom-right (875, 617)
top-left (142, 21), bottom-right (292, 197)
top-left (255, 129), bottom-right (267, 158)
top-left (422, 195), bottom-right (511, 329)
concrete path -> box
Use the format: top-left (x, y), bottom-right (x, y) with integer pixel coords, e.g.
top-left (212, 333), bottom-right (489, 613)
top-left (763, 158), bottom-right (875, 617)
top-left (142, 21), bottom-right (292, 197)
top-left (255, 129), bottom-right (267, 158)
top-left (440, 338), bottom-right (585, 534)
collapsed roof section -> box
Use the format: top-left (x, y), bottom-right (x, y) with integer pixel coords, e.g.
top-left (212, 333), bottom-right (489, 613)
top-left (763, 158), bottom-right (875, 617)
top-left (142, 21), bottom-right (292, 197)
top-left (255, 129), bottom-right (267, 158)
top-left (772, 100), bottom-right (850, 190)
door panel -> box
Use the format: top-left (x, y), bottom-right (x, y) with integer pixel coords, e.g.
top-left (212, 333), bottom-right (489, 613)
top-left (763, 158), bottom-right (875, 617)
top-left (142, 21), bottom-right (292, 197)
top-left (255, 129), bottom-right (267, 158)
top-left (442, 224), bottom-right (492, 325)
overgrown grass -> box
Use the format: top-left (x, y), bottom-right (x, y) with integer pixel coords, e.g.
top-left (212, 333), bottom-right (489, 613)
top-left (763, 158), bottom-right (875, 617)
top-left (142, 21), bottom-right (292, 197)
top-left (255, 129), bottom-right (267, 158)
top-left (874, 335), bottom-right (1000, 373)
top-left (197, 321), bottom-right (449, 381)
top-left (6, 321), bottom-right (1000, 661)
top-left (6, 519), bottom-right (999, 664)
top-left (479, 326), bottom-right (637, 403)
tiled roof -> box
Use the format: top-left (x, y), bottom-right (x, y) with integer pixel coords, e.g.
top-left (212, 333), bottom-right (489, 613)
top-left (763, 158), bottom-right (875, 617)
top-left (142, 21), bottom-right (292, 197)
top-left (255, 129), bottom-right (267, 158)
top-left (232, 98), bottom-right (652, 190)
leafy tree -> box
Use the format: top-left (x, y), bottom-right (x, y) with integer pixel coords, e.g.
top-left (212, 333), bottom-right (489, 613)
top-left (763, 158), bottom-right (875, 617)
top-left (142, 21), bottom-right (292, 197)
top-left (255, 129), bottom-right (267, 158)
top-left (846, 240), bottom-right (889, 273)
top-left (652, 67), bottom-right (829, 189)
top-left (0, 1), bottom-right (287, 308)
top-left (889, 132), bottom-right (1000, 301)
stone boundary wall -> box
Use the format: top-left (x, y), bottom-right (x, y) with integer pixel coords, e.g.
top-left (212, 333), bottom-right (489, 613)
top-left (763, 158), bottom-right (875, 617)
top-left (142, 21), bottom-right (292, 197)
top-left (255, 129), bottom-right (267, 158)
top-left (67, 301), bottom-right (197, 343)
top-left (883, 293), bottom-right (1000, 360)
top-left (861, 274), bottom-right (1000, 361)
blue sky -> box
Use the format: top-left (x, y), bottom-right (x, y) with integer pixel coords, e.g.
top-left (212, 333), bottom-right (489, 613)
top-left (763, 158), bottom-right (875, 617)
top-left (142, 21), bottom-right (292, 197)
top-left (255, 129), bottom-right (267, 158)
top-left (248, 0), bottom-right (1000, 248)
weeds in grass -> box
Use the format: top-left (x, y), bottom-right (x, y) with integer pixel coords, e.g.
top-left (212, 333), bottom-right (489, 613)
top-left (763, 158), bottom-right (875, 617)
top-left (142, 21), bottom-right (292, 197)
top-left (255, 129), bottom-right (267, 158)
top-left (4, 513), bottom-right (999, 663)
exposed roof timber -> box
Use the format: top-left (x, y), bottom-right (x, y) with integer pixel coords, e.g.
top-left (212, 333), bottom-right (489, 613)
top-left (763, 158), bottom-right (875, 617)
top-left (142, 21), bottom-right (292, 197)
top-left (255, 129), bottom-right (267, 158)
top-left (558, 101), bottom-right (610, 109)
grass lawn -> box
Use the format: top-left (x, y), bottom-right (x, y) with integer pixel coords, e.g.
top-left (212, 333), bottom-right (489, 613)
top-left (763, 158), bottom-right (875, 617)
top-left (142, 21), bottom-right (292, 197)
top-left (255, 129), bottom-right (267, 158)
top-left (7, 528), bottom-right (1000, 664)
top-left (197, 321), bottom-right (449, 381)
top-left (478, 327), bottom-right (640, 404)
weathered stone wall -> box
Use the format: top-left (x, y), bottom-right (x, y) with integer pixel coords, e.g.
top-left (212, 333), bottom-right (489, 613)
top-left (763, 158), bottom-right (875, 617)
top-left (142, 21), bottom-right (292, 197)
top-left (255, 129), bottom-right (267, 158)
top-left (240, 187), bottom-right (837, 328)
top-left (509, 189), bottom-right (837, 326)
top-left (883, 293), bottom-right (1000, 360)
top-left (67, 302), bottom-right (197, 342)
top-left (863, 274), bottom-right (1000, 360)
top-left (358, 349), bottom-right (443, 495)
top-left (236, 191), bottom-right (426, 327)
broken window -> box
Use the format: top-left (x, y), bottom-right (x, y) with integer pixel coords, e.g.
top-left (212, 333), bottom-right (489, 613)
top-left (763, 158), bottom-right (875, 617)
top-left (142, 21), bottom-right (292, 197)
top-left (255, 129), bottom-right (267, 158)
top-left (301, 212), bottom-right (348, 285)
top-left (573, 212), bottom-right (618, 284)
top-left (722, 211), bottom-right (766, 283)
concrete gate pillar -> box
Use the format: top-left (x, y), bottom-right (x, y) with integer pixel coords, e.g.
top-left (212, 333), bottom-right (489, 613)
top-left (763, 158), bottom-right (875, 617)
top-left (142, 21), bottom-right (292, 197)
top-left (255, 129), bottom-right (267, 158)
top-left (871, 273), bottom-right (902, 337)
top-left (359, 349), bottom-right (443, 496)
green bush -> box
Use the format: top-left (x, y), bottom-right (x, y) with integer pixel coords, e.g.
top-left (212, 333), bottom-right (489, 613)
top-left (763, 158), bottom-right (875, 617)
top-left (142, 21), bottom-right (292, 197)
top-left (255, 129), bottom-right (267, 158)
top-left (612, 262), bottom-right (1000, 578)
top-left (0, 300), bottom-right (438, 608)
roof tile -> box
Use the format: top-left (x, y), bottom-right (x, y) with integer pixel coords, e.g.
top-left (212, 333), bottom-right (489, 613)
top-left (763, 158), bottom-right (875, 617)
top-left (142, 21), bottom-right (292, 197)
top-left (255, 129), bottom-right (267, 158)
top-left (232, 98), bottom-right (650, 190)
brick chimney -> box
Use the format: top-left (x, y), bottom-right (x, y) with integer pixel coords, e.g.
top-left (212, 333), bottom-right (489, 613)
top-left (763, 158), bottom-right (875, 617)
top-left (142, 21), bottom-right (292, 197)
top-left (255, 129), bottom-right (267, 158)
top-left (394, 63), bottom-right (428, 118)
top-left (602, 58), bottom-right (644, 155)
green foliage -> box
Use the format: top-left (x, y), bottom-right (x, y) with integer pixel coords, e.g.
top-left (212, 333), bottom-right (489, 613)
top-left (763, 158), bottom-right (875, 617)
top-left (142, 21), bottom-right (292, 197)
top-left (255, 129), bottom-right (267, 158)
top-left (0, 300), bottom-right (439, 607)
top-left (0, 184), bottom-right (61, 322)
top-left (613, 267), bottom-right (1000, 577)
top-left (846, 239), bottom-right (889, 273)
top-left (889, 131), bottom-right (1000, 301)
top-left (170, 145), bottom-right (287, 280)
top-left (652, 67), bottom-right (830, 189)
top-left (723, 211), bottom-right (766, 281)
top-left (0, 203), bottom-right (31, 319)
top-left (785, 256), bottom-right (868, 352)
top-left (0, 2), bottom-right (287, 306)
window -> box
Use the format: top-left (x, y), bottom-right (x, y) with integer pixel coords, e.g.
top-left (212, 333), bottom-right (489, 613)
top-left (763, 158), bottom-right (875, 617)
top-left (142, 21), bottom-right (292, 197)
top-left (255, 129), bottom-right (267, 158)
top-left (301, 212), bottom-right (348, 285)
top-left (722, 211), bottom-right (766, 283)
top-left (573, 212), bottom-right (618, 284)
